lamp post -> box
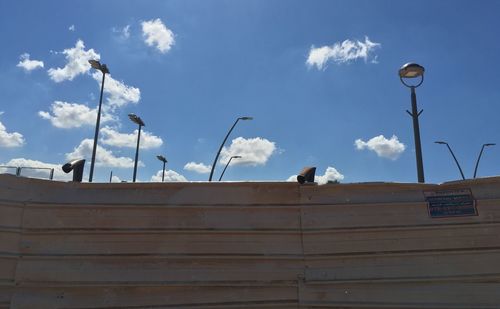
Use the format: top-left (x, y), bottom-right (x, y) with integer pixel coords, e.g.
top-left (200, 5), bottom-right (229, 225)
top-left (473, 143), bottom-right (495, 178)
top-left (399, 62), bottom-right (425, 183)
top-left (218, 155), bottom-right (242, 181)
top-left (88, 59), bottom-right (110, 182)
top-left (128, 113), bottom-right (145, 182)
top-left (208, 116), bottom-right (253, 181)
top-left (435, 141), bottom-right (465, 180)
top-left (156, 155), bottom-right (168, 182)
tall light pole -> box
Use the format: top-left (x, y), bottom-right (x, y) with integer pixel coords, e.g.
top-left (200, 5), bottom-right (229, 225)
top-left (435, 141), bottom-right (465, 180)
top-left (128, 113), bottom-right (145, 182)
top-left (157, 155), bottom-right (168, 182)
top-left (88, 60), bottom-right (109, 182)
top-left (399, 63), bottom-right (426, 183)
top-left (473, 143), bottom-right (495, 178)
top-left (218, 155), bottom-right (242, 181)
top-left (208, 116), bottom-right (253, 181)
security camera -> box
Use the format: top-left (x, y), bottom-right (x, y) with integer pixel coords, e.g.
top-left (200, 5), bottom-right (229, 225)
top-left (62, 159), bottom-right (86, 182)
top-left (297, 167), bottom-right (316, 184)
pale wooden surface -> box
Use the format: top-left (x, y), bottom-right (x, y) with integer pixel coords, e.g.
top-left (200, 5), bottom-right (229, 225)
top-left (1, 174), bottom-right (500, 308)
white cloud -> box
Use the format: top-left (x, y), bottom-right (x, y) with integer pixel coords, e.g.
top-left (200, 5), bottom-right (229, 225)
top-left (17, 53), bottom-right (44, 72)
top-left (141, 18), bottom-right (175, 53)
top-left (151, 169), bottom-right (187, 182)
top-left (287, 166), bottom-right (344, 185)
top-left (92, 72), bottom-right (140, 109)
top-left (306, 36), bottom-right (380, 70)
top-left (38, 101), bottom-right (114, 129)
top-left (48, 40), bottom-right (100, 82)
top-left (68, 25), bottom-right (75, 31)
top-left (1, 158), bottom-right (71, 181)
top-left (0, 120), bottom-right (25, 148)
top-left (65, 139), bottom-right (140, 168)
top-left (355, 134), bottom-right (406, 160)
top-left (111, 175), bottom-right (122, 183)
top-left (114, 25), bottom-right (130, 39)
top-left (183, 162), bottom-right (211, 174)
top-left (100, 127), bottom-right (163, 149)
top-left (220, 137), bottom-right (276, 166)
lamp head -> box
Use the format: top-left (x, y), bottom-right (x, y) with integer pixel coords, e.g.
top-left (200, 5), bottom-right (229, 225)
top-left (89, 59), bottom-right (110, 74)
top-left (239, 116), bottom-right (253, 121)
top-left (435, 141), bottom-right (447, 145)
top-left (128, 113), bottom-right (145, 126)
top-left (399, 63), bottom-right (425, 78)
top-left (485, 143), bottom-right (496, 147)
top-left (156, 155), bottom-right (167, 163)
top-left (232, 155), bottom-right (242, 159)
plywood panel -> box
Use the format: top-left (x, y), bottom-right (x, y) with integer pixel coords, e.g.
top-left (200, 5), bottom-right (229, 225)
top-left (22, 205), bottom-right (301, 230)
top-left (0, 203), bottom-right (23, 229)
top-left (15, 257), bottom-right (303, 284)
top-left (303, 223), bottom-right (500, 255)
top-left (11, 286), bottom-right (297, 309)
top-left (0, 231), bottom-right (20, 254)
top-left (21, 231), bottom-right (302, 255)
top-left (0, 257), bottom-right (17, 282)
top-left (305, 250), bottom-right (500, 282)
top-left (299, 282), bottom-right (500, 308)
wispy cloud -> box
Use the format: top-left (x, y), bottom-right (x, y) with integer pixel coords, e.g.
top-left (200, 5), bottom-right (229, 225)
top-left (38, 101), bottom-right (114, 129)
top-left (306, 36), bottom-right (380, 70)
top-left (0, 120), bottom-right (25, 148)
top-left (355, 135), bottom-right (405, 160)
top-left (220, 137), bottom-right (276, 166)
top-left (17, 53), bottom-right (44, 72)
top-left (151, 169), bottom-right (187, 182)
top-left (113, 25), bottom-right (130, 40)
top-left (287, 166), bottom-right (344, 184)
top-left (68, 24), bottom-right (75, 32)
top-left (141, 18), bottom-right (175, 53)
top-left (184, 162), bottom-right (211, 174)
top-left (65, 139), bottom-right (140, 168)
top-left (91, 71), bottom-right (140, 109)
top-left (48, 40), bottom-right (100, 82)
top-left (100, 127), bottom-right (163, 149)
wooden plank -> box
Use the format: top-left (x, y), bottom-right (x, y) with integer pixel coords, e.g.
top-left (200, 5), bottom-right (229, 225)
top-left (10, 286), bottom-right (297, 309)
top-left (22, 206), bottom-right (301, 230)
top-left (0, 258), bottom-right (17, 282)
top-left (305, 250), bottom-right (500, 282)
top-left (301, 199), bottom-right (500, 230)
top-left (299, 282), bottom-right (500, 308)
top-left (0, 231), bottom-right (20, 254)
top-left (20, 231), bottom-right (302, 255)
top-left (15, 257), bottom-right (303, 284)
top-left (303, 223), bottom-right (500, 255)
top-left (0, 203), bottom-right (23, 229)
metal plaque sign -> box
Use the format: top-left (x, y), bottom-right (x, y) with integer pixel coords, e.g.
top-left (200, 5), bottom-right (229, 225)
top-left (424, 189), bottom-right (477, 218)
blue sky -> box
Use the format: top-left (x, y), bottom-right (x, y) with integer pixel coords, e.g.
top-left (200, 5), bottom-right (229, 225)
top-left (0, 0), bottom-right (499, 183)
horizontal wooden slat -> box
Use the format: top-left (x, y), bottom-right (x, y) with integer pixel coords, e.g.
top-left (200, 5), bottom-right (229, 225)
top-left (15, 257), bottom-right (303, 284)
top-left (20, 231), bottom-right (302, 255)
top-left (22, 205), bottom-right (301, 230)
top-left (0, 258), bottom-right (17, 282)
top-left (303, 223), bottom-right (500, 255)
top-left (10, 286), bottom-right (297, 309)
top-left (299, 282), bottom-right (500, 308)
top-left (0, 204), bottom-right (23, 230)
top-left (305, 250), bottom-right (500, 282)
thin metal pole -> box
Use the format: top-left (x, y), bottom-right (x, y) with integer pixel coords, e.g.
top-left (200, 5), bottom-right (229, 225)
top-left (162, 161), bottom-right (166, 182)
top-left (208, 118), bottom-right (240, 181)
top-left (49, 169), bottom-right (54, 180)
top-left (132, 125), bottom-right (142, 182)
top-left (218, 157), bottom-right (234, 181)
top-left (408, 86), bottom-right (425, 183)
top-left (89, 72), bottom-right (106, 182)
top-left (473, 144), bottom-right (494, 178)
top-left (109, 171), bottom-right (113, 183)
top-left (444, 143), bottom-right (465, 180)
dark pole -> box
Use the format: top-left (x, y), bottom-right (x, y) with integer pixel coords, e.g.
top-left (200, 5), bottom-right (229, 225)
top-left (435, 141), bottom-right (465, 180)
top-left (109, 171), bottom-right (113, 183)
top-left (408, 86), bottom-right (425, 183)
top-left (89, 72), bottom-right (106, 182)
top-left (162, 160), bottom-right (166, 182)
top-left (473, 143), bottom-right (495, 178)
top-left (132, 124), bottom-right (142, 182)
top-left (218, 157), bottom-right (234, 181)
top-left (208, 117), bottom-right (252, 181)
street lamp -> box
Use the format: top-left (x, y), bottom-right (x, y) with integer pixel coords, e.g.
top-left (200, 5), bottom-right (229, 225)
top-left (208, 116), bottom-right (253, 181)
top-left (473, 143), bottom-right (495, 178)
top-left (128, 113), bottom-right (145, 182)
top-left (156, 155), bottom-right (168, 182)
top-left (218, 155), bottom-right (242, 181)
top-left (435, 141), bottom-right (465, 180)
top-left (88, 59), bottom-right (110, 182)
top-left (399, 62), bottom-right (425, 183)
